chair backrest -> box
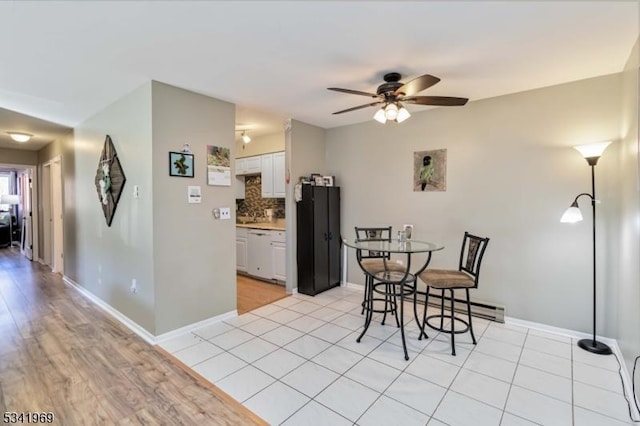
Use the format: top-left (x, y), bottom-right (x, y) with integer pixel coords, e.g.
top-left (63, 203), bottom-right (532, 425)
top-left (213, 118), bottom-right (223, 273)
top-left (458, 232), bottom-right (490, 287)
top-left (354, 226), bottom-right (392, 260)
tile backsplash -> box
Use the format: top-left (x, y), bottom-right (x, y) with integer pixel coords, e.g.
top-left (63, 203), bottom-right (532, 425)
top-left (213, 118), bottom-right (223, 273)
top-left (236, 175), bottom-right (285, 218)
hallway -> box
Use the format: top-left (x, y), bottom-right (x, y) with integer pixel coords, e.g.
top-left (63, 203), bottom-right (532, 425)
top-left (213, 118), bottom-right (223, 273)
top-left (0, 247), bottom-right (265, 425)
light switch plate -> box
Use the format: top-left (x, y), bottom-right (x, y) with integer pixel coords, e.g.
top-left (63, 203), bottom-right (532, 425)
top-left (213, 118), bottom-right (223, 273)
top-left (220, 207), bottom-right (231, 220)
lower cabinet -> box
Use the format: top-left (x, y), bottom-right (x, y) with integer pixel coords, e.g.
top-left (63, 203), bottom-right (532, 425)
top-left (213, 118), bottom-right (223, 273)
top-left (236, 228), bottom-right (248, 272)
top-left (271, 231), bottom-right (286, 281)
top-left (237, 228), bottom-right (286, 282)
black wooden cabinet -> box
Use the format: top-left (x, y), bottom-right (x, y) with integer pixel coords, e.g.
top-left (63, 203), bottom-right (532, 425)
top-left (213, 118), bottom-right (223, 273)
top-left (296, 185), bottom-right (341, 296)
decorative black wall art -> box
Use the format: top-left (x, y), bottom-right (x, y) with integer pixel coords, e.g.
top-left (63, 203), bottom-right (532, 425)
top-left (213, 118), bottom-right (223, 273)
top-left (94, 135), bottom-right (126, 226)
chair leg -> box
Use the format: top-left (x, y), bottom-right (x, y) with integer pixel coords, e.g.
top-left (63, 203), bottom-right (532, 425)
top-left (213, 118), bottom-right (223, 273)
top-left (357, 276), bottom-right (375, 343)
top-left (413, 285), bottom-right (425, 339)
top-left (450, 289), bottom-right (456, 356)
top-left (439, 289), bottom-right (445, 330)
top-left (466, 288), bottom-right (476, 345)
top-left (419, 286), bottom-right (430, 340)
top-left (391, 283), bottom-right (400, 328)
top-left (361, 275), bottom-right (370, 315)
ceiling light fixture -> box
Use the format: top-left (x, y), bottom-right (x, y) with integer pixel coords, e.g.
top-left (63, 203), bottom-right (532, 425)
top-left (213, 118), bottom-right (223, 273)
top-left (373, 102), bottom-right (411, 124)
top-left (241, 131), bottom-right (251, 144)
top-left (8, 132), bottom-right (32, 143)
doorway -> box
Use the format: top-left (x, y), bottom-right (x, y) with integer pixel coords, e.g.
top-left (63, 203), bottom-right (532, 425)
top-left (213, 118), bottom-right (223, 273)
top-left (236, 274), bottom-right (287, 315)
top-left (42, 157), bottom-right (63, 274)
top-left (0, 164), bottom-right (37, 262)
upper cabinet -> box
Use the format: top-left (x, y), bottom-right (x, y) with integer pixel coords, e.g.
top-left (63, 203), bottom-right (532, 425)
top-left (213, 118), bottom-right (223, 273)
top-left (272, 152), bottom-right (285, 198)
top-left (261, 151), bottom-right (285, 198)
top-left (236, 156), bottom-right (261, 175)
top-left (261, 154), bottom-right (274, 198)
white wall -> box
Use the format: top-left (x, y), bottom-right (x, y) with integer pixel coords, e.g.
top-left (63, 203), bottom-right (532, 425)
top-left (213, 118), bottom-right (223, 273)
top-left (327, 74), bottom-right (622, 333)
top-left (151, 81), bottom-right (236, 334)
top-left (69, 82), bottom-right (156, 332)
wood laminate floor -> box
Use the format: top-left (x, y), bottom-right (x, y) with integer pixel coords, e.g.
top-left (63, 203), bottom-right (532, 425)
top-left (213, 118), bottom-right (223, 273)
top-left (0, 247), bottom-right (267, 425)
top-left (236, 274), bottom-right (288, 315)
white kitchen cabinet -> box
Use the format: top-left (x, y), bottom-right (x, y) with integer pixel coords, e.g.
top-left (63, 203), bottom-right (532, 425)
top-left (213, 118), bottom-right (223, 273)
top-left (271, 231), bottom-right (286, 281)
top-left (236, 228), bottom-right (248, 272)
top-left (248, 229), bottom-right (273, 280)
top-left (261, 154), bottom-right (274, 198)
top-left (273, 151), bottom-right (285, 198)
top-left (236, 156), bottom-right (261, 176)
top-left (261, 151), bottom-right (285, 198)
top-left (235, 176), bottom-right (245, 199)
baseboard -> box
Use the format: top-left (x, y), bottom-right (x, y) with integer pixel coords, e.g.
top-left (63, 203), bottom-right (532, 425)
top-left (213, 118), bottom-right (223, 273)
top-left (506, 315), bottom-right (639, 419)
top-left (154, 310), bottom-right (238, 344)
top-left (63, 276), bottom-right (157, 344)
top-left (344, 281), bottom-right (363, 291)
top-left (63, 275), bottom-right (238, 347)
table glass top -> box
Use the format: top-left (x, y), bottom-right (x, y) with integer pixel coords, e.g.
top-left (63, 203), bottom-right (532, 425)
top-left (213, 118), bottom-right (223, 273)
top-left (343, 239), bottom-right (444, 254)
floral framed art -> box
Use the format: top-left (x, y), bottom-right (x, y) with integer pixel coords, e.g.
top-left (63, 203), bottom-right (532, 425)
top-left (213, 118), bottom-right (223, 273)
top-left (169, 152), bottom-right (194, 178)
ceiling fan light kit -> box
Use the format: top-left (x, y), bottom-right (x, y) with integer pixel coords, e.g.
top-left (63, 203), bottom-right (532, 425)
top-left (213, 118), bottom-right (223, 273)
top-left (329, 72), bottom-right (468, 124)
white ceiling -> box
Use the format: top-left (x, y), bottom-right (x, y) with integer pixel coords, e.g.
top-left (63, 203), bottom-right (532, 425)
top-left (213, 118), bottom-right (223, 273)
top-left (0, 1), bottom-right (637, 149)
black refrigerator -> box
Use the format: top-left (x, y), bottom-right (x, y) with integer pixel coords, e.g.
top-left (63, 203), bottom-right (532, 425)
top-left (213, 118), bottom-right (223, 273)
top-left (296, 185), bottom-right (341, 296)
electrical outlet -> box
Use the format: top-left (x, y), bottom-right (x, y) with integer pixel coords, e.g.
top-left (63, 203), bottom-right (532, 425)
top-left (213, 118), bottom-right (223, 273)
top-left (131, 279), bottom-right (137, 294)
top-left (220, 207), bottom-right (231, 220)
top-left (133, 185), bottom-right (140, 199)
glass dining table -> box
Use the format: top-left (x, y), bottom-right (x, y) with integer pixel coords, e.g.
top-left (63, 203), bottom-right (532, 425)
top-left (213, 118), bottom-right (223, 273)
top-left (343, 238), bottom-right (444, 360)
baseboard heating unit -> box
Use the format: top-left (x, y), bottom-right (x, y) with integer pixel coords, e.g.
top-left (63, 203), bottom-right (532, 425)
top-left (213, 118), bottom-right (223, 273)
top-left (418, 293), bottom-right (505, 323)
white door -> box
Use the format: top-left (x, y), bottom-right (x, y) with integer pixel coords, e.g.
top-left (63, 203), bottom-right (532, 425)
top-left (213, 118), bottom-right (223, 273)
top-left (51, 159), bottom-right (64, 274)
top-left (42, 163), bottom-right (52, 266)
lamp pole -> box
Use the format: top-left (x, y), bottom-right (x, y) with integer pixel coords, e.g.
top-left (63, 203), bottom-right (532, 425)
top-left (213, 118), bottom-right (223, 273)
top-left (577, 157), bottom-right (612, 355)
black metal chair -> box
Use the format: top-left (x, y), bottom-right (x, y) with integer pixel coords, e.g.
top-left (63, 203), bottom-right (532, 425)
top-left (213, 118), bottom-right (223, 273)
top-left (417, 232), bottom-right (490, 355)
top-left (354, 226), bottom-right (406, 325)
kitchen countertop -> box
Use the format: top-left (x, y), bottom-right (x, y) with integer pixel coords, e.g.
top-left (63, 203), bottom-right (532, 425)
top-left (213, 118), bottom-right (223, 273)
top-left (236, 219), bottom-right (286, 231)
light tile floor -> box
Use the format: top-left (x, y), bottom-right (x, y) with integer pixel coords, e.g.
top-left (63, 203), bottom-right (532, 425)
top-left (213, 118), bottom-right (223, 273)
top-left (160, 286), bottom-right (636, 425)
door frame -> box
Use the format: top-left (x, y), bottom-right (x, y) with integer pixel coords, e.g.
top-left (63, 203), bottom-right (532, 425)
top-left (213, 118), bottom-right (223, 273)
top-left (42, 156), bottom-right (63, 274)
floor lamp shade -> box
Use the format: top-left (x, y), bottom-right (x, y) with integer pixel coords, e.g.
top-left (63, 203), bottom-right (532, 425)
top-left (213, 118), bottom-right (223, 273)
top-left (1, 194), bottom-right (19, 205)
top-left (562, 142), bottom-right (612, 355)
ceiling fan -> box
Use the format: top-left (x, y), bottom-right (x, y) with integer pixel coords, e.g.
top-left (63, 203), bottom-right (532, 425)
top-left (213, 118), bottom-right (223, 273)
top-left (328, 72), bottom-right (468, 123)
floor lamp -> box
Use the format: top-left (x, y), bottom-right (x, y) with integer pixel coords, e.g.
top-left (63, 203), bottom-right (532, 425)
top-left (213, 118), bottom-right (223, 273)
top-left (560, 141), bottom-right (612, 355)
top-left (0, 194), bottom-right (20, 248)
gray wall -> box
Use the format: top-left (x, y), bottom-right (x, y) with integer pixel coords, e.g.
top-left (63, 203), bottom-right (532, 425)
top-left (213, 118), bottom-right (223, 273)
top-left (151, 81), bottom-right (236, 334)
top-left (326, 73), bottom-right (623, 333)
top-left (286, 119), bottom-right (327, 292)
top-left (236, 131), bottom-right (285, 158)
top-left (0, 148), bottom-right (37, 165)
top-left (607, 37), bottom-right (640, 388)
top-left (68, 82), bottom-right (156, 333)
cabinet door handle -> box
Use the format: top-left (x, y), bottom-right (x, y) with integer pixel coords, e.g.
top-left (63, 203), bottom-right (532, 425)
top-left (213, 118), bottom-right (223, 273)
top-left (324, 232), bottom-right (328, 241)
top-left (328, 231), bottom-right (333, 240)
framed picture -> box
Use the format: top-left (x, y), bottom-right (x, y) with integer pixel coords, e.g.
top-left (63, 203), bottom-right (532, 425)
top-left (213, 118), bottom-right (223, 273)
top-left (403, 224), bottom-right (413, 240)
top-left (206, 145), bottom-right (231, 186)
top-left (413, 149), bottom-right (447, 192)
top-left (314, 175), bottom-right (325, 186)
top-left (323, 175), bottom-right (334, 187)
top-left (169, 152), bottom-right (194, 178)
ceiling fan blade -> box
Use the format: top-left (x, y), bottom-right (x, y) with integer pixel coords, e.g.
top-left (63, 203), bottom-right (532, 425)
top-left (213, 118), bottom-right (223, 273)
top-left (332, 101), bottom-right (384, 115)
top-left (402, 96), bottom-right (469, 106)
top-left (395, 74), bottom-right (441, 96)
top-left (328, 87), bottom-right (379, 98)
